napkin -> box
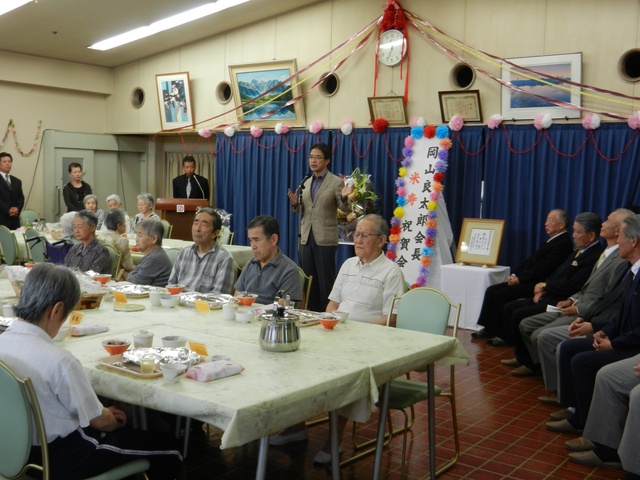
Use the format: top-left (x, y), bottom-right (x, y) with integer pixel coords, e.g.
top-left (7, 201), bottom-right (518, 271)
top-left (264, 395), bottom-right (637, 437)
top-left (71, 324), bottom-right (109, 336)
top-left (186, 360), bottom-right (244, 382)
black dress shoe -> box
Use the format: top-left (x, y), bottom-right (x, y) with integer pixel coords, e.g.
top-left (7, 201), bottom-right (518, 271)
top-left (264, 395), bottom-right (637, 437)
top-left (471, 328), bottom-right (492, 339)
top-left (487, 337), bottom-right (512, 347)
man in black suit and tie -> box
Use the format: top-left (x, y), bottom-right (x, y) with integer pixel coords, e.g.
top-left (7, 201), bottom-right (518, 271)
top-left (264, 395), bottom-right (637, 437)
top-left (172, 155), bottom-right (209, 200)
top-left (473, 209), bottom-right (574, 342)
top-left (0, 152), bottom-right (25, 230)
top-left (547, 214), bottom-right (640, 434)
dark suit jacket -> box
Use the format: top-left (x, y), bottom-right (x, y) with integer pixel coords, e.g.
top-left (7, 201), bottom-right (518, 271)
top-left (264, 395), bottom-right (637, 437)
top-left (540, 242), bottom-right (605, 304)
top-left (0, 174), bottom-right (25, 230)
top-left (173, 174), bottom-right (209, 200)
top-left (513, 232), bottom-right (574, 285)
top-left (602, 270), bottom-right (640, 350)
top-left (586, 261), bottom-right (631, 331)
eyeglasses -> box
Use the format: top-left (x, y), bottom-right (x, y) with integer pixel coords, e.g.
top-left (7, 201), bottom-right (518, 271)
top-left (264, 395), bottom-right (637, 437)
top-left (308, 155), bottom-right (325, 160)
top-left (353, 232), bottom-right (381, 239)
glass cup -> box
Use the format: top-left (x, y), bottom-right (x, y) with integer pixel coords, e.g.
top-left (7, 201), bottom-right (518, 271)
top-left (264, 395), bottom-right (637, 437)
top-left (139, 357), bottom-right (155, 375)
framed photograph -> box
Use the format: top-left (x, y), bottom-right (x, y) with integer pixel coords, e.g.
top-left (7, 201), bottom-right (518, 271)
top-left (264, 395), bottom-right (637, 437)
top-left (155, 72), bottom-right (195, 131)
top-left (501, 53), bottom-right (582, 120)
top-left (229, 60), bottom-right (305, 128)
top-left (455, 218), bottom-right (505, 266)
top-left (438, 90), bottom-right (483, 123)
top-left (367, 96), bottom-right (408, 125)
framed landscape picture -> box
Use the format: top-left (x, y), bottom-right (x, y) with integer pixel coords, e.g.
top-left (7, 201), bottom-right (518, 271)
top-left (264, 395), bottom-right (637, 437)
top-left (229, 60), bottom-right (305, 128)
top-left (501, 53), bottom-right (582, 120)
top-left (155, 72), bottom-right (195, 131)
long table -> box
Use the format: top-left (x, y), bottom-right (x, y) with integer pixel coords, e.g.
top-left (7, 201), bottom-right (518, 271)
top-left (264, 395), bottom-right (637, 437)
top-left (0, 283), bottom-right (469, 479)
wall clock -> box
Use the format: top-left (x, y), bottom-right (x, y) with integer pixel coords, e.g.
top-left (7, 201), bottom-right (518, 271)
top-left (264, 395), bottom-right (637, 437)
top-left (378, 29), bottom-right (407, 67)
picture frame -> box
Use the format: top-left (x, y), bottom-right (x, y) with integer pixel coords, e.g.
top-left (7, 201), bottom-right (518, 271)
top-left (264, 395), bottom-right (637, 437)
top-left (501, 52), bottom-right (582, 120)
top-left (229, 59), bottom-right (306, 128)
top-left (367, 96), bottom-right (408, 125)
top-left (438, 90), bottom-right (483, 123)
top-left (455, 218), bottom-right (505, 266)
top-left (155, 72), bottom-right (195, 131)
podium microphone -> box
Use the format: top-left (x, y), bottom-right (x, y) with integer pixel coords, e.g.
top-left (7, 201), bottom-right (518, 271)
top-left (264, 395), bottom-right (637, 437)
top-left (192, 175), bottom-right (205, 198)
top-left (298, 173), bottom-right (312, 191)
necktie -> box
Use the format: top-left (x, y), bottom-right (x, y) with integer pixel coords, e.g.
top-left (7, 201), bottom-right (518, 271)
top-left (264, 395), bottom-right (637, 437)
top-left (595, 252), bottom-right (606, 269)
top-left (4, 174), bottom-right (10, 186)
top-left (186, 178), bottom-right (192, 198)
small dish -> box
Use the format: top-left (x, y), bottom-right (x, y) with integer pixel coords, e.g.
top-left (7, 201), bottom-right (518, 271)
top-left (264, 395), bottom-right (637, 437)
top-left (166, 284), bottom-right (185, 295)
top-left (101, 339), bottom-right (131, 355)
top-left (319, 317), bottom-right (339, 330)
top-left (160, 294), bottom-right (180, 308)
top-left (162, 335), bottom-right (188, 348)
top-left (53, 326), bottom-right (69, 342)
top-left (24, 262), bottom-right (36, 269)
top-left (332, 310), bottom-right (349, 322)
top-left (235, 311), bottom-right (255, 323)
top-left (94, 274), bottom-right (112, 285)
top-left (160, 363), bottom-right (186, 383)
top-left (235, 293), bottom-right (258, 306)
top-left (130, 246), bottom-right (140, 252)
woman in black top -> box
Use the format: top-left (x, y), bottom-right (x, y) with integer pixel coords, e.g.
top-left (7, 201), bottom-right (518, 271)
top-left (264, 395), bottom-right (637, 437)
top-left (63, 162), bottom-right (92, 212)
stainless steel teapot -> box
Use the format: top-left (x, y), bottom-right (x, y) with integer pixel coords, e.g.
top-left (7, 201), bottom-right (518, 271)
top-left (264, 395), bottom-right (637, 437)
top-left (258, 291), bottom-right (300, 352)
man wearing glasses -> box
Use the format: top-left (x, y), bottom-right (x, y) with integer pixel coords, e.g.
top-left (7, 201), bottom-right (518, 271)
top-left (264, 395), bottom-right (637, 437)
top-left (287, 142), bottom-right (353, 312)
top-left (168, 207), bottom-right (235, 294)
top-left (326, 214), bottom-right (406, 326)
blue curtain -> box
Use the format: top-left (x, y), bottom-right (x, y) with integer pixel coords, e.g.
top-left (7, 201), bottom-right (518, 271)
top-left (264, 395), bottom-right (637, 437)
top-left (483, 123), bottom-right (640, 267)
top-left (215, 130), bottom-right (329, 259)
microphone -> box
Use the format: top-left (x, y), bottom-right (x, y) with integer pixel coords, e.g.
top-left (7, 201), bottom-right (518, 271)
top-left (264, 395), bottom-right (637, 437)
top-left (298, 173), bottom-right (312, 191)
top-left (192, 175), bottom-right (205, 198)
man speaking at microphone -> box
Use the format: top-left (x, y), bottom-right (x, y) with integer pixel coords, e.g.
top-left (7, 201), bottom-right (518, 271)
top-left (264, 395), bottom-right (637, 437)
top-left (287, 142), bottom-right (353, 312)
top-left (173, 155), bottom-right (210, 200)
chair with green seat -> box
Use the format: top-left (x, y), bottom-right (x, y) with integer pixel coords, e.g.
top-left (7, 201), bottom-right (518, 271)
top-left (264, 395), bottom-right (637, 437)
top-left (102, 243), bottom-right (122, 279)
top-left (348, 287), bottom-right (461, 478)
top-left (19, 209), bottom-right (40, 228)
top-left (0, 225), bottom-right (19, 265)
top-left (160, 219), bottom-right (173, 240)
top-left (0, 359), bottom-right (150, 480)
top-left (23, 228), bottom-right (47, 263)
top-left (297, 267), bottom-right (313, 310)
top-left (165, 248), bottom-right (181, 266)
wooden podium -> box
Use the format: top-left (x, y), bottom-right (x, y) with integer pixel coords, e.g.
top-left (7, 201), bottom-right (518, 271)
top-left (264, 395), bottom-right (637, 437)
top-left (156, 198), bottom-right (208, 241)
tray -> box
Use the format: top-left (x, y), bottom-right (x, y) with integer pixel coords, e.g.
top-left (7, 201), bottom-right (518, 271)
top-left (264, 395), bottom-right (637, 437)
top-left (179, 292), bottom-right (234, 310)
top-left (97, 354), bottom-right (162, 379)
top-left (110, 284), bottom-right (161, 298)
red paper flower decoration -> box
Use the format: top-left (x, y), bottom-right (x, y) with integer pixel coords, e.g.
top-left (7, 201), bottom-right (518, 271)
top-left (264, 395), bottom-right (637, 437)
top-left (433, 172), bottom-right (444, 183)
top-left (373, 118), bottom-right (389, 133)
top-left (424, 126), bottom-right (436, 138)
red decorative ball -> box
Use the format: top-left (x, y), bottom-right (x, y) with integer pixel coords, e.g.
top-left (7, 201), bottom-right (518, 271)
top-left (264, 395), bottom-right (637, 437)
top-left (433, 172), bottom-right (444, 182)
top-left (424, 126), bottom-right (436, 138)
top-left (373, 118), bottom-right (389, 133)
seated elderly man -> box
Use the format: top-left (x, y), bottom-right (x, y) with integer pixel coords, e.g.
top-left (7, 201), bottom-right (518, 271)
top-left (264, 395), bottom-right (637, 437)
top-left (97, 208), bottom-right (134, 275)
top-left (268, 215), bottom-right (406, 460)
top-left (168, 207), bottom-right (235, 294)
top-left (234, 215), bottom-right (302, 305)
top-left (565, 354), bottom-right (640, 478)
top-left (64, 210), bottom-right (110, 274)
top-left (326, 214), bottom-right (406, 325)
top-left (127, 218), bottom-right (173, 287)
top-left (0, 263), bottom-right (183, 479)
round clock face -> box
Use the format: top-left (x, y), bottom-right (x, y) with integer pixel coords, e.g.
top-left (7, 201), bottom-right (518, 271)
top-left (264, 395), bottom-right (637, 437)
top-left (378, 29), bottom-right (407, 67)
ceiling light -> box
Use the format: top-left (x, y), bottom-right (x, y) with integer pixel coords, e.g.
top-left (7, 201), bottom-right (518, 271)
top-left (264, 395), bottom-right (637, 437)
top-left (88, 0), bottom-right (250, 51)
top-left (0, 0), bottom-right (32, 17)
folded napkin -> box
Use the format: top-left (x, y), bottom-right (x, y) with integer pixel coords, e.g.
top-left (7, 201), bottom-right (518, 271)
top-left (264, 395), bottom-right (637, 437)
top-left (186, 360), bottom-right (244, 382)
top-left (71, 324), bottom-right (109, 336)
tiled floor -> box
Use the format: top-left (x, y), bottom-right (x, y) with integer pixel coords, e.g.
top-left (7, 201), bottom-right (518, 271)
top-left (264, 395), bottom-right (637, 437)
top-left (177, 329), bottom-right (624, 479)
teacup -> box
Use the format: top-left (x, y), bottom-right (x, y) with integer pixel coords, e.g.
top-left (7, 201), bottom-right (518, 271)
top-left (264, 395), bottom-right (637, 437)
top-left (160, 363), bottom-right (186, 383)
top-left (333, 310), bottom-right (349, 322)
top-left (133, 330), bottom-right (153, 348)
top-left (222, 302), bottom-right (238, 320)
top-left (149, 291), bottom-right (162, 306)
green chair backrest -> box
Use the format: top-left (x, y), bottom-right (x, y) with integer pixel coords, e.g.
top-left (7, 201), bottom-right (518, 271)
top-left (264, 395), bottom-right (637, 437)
top-left (0, 225), bottom-right (19, 265)
top-left (297, 267), bottom-right (313, 310)
top-left (160, 219), bottom-right (172, 240)
top-left (0, 360), bottom-right (48, 480)
top-left (24, 228), bottom-right (47, 263)
top-left (390, 287), bottom-right (460, 337)
top-left (165, 248), bottom-right (181, 266)
top-left (103, 243), bottom-right (121, 277)
top-left (19, 209), bottom-right (40, 227)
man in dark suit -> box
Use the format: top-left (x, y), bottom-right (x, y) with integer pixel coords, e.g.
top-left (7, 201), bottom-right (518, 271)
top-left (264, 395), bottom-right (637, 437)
top-left (0, 152), bottom-right (25, 230)
top-left (172, 155), bottom-right (209, 200)
top-left (547, 214), bottom-right (640, 434)
top-left (494, 212), bottom-right (604, 351)
top-left (472, 209), bottom-right (574, 341)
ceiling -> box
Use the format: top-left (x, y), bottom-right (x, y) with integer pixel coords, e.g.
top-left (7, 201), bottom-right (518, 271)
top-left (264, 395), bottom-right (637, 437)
top-left (0, 0), bottom-right (322, 68)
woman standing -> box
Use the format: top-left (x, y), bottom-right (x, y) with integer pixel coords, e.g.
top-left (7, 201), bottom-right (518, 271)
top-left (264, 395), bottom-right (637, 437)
top-left (63, 163), bottom-right (92, 212)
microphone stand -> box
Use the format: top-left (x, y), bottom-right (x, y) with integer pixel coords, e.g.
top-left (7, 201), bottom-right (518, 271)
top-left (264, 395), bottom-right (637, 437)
top-left (296, 176), bottom-right (309, 264)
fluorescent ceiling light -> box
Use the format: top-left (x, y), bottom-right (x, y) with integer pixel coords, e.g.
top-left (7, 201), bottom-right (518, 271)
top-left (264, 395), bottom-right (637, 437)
top-left (0, 0), bottom-right (32, 17)
top-left (89, 0), bottom-right (250, 51)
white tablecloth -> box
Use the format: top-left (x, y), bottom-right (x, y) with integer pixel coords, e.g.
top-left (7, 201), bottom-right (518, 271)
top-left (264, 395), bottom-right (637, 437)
top-left (440, 263), bottom-right (510, 330)
top-left (0, 282), bottom-right (469, 451)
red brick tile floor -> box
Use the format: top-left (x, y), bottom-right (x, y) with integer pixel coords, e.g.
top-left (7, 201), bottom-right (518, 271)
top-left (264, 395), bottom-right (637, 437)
top-left (177, 328), bottom-right (623, 479)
